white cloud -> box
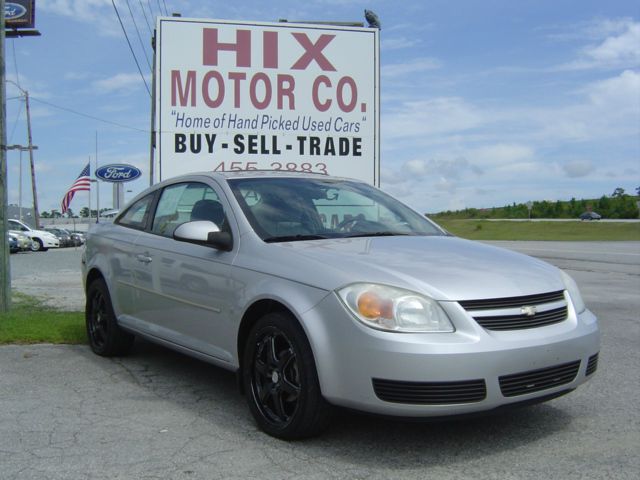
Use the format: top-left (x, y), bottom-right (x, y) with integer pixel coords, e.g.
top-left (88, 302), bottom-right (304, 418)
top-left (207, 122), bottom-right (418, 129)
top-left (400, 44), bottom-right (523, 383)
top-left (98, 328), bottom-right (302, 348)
top-left (382, 58), bottom-right (441, 78)
top-left (562, 160), bottom-right (594, 178)
top-left (92, 73), bottom-right (149, 93)
top-left (583, 20), bottom-right (640, 65)
top-left (583, 69), bottom-right (640, 109)
top-left (470, 144), bottom-right (535, 167)
top-left (383, 97), bottom-right (482, 139)
top-left (39, 0), bottom-right (159, 37)
top-left (381, 37), bottom-right (419, 51)
top-left (559, 19), bottom-right (640, 70)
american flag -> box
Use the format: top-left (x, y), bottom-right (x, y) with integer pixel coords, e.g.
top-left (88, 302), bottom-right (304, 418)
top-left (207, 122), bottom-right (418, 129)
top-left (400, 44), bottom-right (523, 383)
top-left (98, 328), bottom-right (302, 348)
top-left (61, 163), bottom-right (91, 214)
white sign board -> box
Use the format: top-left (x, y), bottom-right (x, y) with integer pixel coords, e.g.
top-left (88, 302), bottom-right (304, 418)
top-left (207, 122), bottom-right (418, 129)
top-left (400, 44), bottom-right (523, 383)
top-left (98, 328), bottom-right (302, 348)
top-left (155, 18), bottom-right (379, 185)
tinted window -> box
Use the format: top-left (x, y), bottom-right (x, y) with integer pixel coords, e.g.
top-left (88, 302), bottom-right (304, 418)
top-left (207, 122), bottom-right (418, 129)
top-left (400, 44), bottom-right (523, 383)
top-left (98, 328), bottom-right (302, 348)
top-left (116, 193), bottom-right (154, 230)
top-left (151, 182), bottom-right (226, 237)
top-left (229, 177), bottom-right (444, 241)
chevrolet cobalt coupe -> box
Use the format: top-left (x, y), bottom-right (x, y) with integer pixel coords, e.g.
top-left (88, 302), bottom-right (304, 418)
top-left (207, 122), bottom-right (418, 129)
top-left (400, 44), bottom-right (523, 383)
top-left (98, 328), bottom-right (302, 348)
top-left (82, 172), bottom-right (599, 439)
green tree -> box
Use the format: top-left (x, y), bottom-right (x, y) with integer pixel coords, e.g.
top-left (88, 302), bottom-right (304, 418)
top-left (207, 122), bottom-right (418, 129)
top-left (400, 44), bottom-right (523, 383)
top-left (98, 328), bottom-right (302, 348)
top-left (612, 187), bottom-right (626, 198)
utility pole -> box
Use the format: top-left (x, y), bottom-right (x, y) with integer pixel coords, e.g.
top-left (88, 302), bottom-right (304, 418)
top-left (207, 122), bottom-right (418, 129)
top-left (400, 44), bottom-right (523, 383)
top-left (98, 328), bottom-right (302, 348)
top-left (6, 83), bottom-right (40, 228)
top-left (23, 90), bottom-right (39, 227)
top-left (6, 145), bottom-right (38, 221)
top-left (1, 0), bottom-right (41, 311)
top-left (1, 0), bottom-right (10, 312)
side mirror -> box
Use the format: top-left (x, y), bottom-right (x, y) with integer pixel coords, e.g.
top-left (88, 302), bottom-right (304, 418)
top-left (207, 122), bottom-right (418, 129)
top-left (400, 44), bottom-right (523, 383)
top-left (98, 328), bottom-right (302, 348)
top-left (173, 221), bottom-right (233, 251)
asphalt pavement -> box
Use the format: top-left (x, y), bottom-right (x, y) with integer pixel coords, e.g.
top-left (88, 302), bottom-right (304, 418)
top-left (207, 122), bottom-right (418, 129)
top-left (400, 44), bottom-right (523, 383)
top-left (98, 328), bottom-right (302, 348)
top-left (2, 242), bottom-right (639, 479)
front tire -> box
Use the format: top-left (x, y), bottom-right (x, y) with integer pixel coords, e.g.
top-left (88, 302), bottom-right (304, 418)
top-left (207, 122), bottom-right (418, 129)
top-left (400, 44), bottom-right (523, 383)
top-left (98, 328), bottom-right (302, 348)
top-left (85, 278), bottom-right (134, 356)
top-left (243, 312), bottom-right (331, 440)
top-left (31, 239), bottom-right (47, 252)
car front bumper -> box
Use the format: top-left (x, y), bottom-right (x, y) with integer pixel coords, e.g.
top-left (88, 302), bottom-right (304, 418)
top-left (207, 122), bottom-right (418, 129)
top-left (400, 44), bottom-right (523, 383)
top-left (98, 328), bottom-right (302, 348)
top-left (42, 237), bottom-right (60, 248)
top-left (303, 293), bottom-right (600, 417)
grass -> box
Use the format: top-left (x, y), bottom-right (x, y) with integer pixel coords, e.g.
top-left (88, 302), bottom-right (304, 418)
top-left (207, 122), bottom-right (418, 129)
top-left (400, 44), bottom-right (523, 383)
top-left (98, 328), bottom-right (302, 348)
top-left (0, 293), bottom-right (86, 345)
top-left (435, 219), bottom-right (640, 241)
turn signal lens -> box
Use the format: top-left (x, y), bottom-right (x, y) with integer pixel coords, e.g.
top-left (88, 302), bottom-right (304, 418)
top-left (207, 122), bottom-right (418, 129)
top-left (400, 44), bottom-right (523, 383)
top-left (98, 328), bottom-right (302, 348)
top-left (337, 283), bottom-right (454, 333)
top-left (357, 292), bottom-right (393, 319)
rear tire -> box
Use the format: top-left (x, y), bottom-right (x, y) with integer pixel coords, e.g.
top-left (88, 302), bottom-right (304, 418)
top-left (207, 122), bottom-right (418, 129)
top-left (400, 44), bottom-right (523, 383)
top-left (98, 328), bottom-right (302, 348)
top-left (85, 278), bottom-right (134, 356)
top-left (243, 312), bottom-right (331, 439)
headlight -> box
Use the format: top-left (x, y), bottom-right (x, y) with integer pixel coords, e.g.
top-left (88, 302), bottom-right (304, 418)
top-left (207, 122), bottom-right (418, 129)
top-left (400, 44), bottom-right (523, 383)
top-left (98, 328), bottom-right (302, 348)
top-left (337, 283), bottom-right (454, 333)
top-left (560, 271), bottom-right (586, 314)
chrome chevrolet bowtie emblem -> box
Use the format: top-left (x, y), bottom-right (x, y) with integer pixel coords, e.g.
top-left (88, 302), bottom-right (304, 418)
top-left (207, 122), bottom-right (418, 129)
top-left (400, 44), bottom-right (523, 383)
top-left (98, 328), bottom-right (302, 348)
top-left (521, 305), bottom-right (537, 317)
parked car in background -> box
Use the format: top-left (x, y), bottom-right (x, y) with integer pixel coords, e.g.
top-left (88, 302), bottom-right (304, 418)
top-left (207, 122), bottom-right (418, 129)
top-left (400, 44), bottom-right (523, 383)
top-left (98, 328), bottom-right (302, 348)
top-left (44, 227), bottom-right (73, 248)
top-left (8, 219), bottom-right (60, 251)
top-left (7, 233), bottom-right (18, 253)
top-left (70, 231), bottom-right (86, 246)
top-left (83, 172), bottom-right (600, 439)
top-left (9, 230), bottom-right (33, 252)
top-left (579, 212), bottom-right (602, 221)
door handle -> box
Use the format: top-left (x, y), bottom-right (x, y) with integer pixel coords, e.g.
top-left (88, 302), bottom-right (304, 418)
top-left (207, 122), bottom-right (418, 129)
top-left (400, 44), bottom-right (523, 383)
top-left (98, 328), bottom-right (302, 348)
top-left (136, 254), bottom-right (152, 264)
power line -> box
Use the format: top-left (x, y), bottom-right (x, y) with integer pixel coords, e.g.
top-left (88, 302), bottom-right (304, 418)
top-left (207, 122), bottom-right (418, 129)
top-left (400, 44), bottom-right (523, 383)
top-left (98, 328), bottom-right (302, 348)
top-left (8, 97), bottom-right (24, 143)
top-left (162, 0), bottom-right (169, 16)
top-left (29, 97), bottom-right (148, 133)
top-left (156, 0), bottom-right (164, 16)
top-left (111, 0), bottom-right (151, 96)
top-left (138, 0), bottom-right (153, 36)
top-left (11, 40), bottom-right (21, 88)
top-left (146, 1), bottom-right (155, 23)
top-left (125, 0), bottom-right (152, 71)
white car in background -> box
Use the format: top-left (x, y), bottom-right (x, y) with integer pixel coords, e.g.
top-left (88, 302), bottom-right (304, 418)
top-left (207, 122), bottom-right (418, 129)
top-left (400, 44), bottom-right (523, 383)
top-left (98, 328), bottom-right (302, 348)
top-left (8, 230), bottom-right (33, 251)
top-left (8, 219), bottom-right (60, 252)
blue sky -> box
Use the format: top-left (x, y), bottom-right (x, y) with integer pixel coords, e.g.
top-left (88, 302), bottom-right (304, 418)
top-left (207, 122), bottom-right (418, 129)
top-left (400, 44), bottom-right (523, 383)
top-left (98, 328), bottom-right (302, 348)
top-left (5, 0), bottom-right (639, 215)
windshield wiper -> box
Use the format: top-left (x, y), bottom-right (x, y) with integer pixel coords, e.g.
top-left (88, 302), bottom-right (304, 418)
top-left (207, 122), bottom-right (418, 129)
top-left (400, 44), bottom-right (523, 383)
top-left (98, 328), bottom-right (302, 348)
top-left (342, 231), bottom-right (414, 238)
top-left (263, 234), bottom-right (331, 243)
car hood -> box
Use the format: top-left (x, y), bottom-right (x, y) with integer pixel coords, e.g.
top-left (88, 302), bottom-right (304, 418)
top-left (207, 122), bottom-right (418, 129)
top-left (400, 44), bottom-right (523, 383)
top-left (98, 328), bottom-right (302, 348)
top-left (246, 236), bottom-right (565, 301)
top-left (34, 229), bottom-right (58, 238)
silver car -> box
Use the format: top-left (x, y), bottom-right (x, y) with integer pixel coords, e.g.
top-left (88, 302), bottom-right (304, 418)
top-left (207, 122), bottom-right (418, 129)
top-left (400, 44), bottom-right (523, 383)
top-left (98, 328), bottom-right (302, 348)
top-left (82, 172), bottom-right (600, 439)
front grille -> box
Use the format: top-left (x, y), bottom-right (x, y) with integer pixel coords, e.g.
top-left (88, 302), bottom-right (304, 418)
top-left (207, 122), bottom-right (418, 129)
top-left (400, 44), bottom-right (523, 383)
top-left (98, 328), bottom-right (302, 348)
top-left (459, 290), bottom-right (565, 310)
top-left (373, 378), bottom-right (486, 405)
top-left (499, 360), bottom-right (580, 397)
top-left (458, 290), bottom-right (568, 331)
top-left (475, 306), bottom-right (568, 331)
top-left (586, 353), bottom-right (599, 376)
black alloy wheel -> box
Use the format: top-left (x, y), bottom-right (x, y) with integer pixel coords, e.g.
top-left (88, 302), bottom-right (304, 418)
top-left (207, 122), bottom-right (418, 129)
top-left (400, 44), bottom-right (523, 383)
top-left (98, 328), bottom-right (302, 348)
top-left (252, 329), bottom-right (302, 426)
top-left (85, 279), bottom-right (134, 356)
top-left (243, 312), bottom-right (331, 439)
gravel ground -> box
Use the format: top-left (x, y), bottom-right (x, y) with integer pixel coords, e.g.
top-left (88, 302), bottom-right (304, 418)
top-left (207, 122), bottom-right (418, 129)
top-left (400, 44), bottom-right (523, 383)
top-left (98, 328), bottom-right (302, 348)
top-left (9, 247), bottom-right (85, 310)
top-left (3, 242), bottom-right (639, 479)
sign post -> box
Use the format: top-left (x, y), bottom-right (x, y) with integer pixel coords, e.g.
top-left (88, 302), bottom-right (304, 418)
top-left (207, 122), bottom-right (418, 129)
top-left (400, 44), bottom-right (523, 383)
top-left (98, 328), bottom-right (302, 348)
top-left (155, 18), bottom-right (379, 185)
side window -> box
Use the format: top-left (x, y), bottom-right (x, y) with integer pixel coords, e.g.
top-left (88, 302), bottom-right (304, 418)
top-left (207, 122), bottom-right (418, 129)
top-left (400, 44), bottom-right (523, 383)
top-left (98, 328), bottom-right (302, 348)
top-left (9, 220), bottom-right (27, 232)
top-left (116, 193), bottom-right (154, 230)
top-left (151, 182), bottom-right (226, 238)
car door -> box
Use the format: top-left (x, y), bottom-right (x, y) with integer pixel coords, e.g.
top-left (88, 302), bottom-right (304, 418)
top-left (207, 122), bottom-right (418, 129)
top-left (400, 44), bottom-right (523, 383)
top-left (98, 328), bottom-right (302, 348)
top-left (108, 192), bottom-right (157, 318)
top-left (129, 180), bottom-right (239, 363)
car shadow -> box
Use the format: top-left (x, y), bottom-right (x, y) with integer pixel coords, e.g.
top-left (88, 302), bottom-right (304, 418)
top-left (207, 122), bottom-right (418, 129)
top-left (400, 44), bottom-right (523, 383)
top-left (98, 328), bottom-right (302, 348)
top-left (76, 338), bottom-right (575, 470)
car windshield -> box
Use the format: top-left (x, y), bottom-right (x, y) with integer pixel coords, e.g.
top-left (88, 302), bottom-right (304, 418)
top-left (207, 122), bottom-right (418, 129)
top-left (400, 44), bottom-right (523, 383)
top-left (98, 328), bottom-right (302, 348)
top-left (228, 177), bottom-right (445, 242)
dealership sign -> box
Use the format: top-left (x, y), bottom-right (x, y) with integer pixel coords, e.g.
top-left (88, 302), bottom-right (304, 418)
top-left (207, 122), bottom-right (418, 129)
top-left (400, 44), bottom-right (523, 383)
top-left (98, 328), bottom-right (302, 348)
top-left (155, 18), bottom-right (380, 185)
top-left (5, 0), bottom-right (35, 28)
top-left (96, 164), bottom-right (142, 183)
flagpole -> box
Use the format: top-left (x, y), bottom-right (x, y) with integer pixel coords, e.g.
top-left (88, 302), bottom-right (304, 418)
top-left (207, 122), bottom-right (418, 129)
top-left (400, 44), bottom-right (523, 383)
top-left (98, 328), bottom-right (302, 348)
top-left (87, 156), bottom-right (92, 226)
top-left (95, 131), bottom-right (99, 223)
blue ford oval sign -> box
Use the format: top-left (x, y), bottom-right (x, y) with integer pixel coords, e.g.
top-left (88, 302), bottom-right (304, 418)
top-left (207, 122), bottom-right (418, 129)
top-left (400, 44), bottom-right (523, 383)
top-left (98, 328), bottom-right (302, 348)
top-left (5, 3), bottom-right (27, 20)
top-left (96, 164), bottom-right (142, 183)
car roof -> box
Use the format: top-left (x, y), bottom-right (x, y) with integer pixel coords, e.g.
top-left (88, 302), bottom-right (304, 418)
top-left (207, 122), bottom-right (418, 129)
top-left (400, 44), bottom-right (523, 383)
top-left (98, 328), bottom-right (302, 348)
top-left (216, 170), bottom-right (352, 181)
top-left (152, 170), bottom-right (361, 189)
